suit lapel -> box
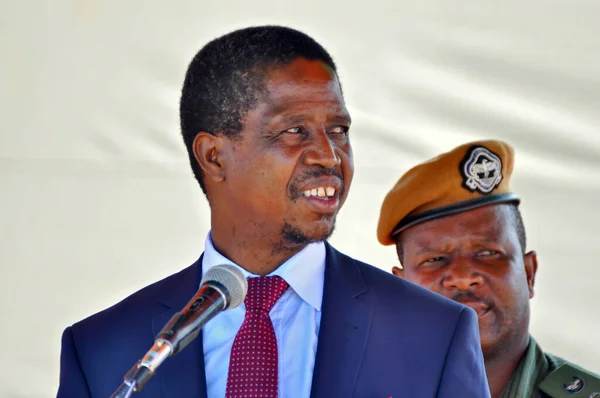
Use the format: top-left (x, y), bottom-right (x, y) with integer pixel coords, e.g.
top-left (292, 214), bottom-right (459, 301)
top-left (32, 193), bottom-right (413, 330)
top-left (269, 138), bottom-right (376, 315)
top-left (150, 255), bottom-right (208, 398)
top-left (310, 243), bottom-right (373, 398)
top-left (145, 246), bottom-right (371, 398)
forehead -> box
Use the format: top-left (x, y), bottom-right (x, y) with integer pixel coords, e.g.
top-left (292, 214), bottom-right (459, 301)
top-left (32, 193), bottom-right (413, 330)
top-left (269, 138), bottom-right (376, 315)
top-left (269, 57), bottom-right (337, 82)
top-left (398, 205), bottom-right (514, 248)
top-left (261, 58), bottom-right (348, 116)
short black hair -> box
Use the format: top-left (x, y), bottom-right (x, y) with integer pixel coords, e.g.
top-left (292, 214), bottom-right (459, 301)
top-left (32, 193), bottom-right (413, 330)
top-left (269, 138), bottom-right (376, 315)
top-left (394, 203), bottom-right (527, 265)
top-left (507, 203), bottom-right (527, 254)
top-left (179, 25), bottom-right (338, 196)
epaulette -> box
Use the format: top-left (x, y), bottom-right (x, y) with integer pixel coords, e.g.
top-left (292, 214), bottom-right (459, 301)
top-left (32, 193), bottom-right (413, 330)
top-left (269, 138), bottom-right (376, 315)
top-left (539, 363), bottom-right (600, 397)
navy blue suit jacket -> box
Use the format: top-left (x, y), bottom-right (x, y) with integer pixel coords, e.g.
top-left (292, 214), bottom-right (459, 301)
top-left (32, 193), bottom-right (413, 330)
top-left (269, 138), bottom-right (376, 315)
top-left (57, 243), bottom-right (490, 397)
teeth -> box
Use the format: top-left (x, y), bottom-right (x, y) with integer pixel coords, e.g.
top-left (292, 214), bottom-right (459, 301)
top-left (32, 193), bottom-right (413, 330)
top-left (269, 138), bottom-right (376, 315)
top-left (302, 187), bottom-right (337, 198)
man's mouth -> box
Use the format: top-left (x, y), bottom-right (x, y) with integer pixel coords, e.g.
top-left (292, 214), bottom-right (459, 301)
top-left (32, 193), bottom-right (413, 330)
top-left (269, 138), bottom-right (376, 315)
top-left (459, 300), bottom-right (491, 318)
top-left (298, 185), bottom-right (339, 213)
top-left (293, 177), bottom-right (343, 213)
top-left (301, 186), bottom-right (336, 198)
top-left (291, 169), bottom-right (344, 199)
top-left (451, 291), bottom-right (494, 319)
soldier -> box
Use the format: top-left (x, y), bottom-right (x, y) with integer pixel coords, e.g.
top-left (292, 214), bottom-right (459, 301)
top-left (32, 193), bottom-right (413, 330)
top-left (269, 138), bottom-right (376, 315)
top-left (377, 140), bottom-right (600, 397)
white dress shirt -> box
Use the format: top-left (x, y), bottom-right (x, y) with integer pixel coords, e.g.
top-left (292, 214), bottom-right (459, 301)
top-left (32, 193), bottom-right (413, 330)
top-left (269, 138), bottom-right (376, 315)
top-left (201, 232), bottom-right (325, 398)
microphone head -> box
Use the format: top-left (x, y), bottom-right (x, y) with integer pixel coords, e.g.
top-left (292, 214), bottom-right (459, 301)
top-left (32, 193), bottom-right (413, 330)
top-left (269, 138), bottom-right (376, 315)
top-left (201, 265), bottom-right (247, 309)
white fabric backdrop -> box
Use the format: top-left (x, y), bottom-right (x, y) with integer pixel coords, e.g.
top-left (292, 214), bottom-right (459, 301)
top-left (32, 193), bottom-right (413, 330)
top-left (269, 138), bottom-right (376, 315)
top-left (1, 1), bottom-right (599, 396)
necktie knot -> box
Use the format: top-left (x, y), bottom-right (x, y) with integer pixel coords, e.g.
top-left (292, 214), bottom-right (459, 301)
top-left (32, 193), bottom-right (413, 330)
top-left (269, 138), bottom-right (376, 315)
top-left (245, 276), bottom-right (289, 312)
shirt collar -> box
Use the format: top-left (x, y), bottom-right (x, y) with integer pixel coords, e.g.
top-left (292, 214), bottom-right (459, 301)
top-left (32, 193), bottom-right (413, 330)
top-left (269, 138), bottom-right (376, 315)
top-left (201, 232), bottom-right (325, 311)
top-left (500, 336), bottom-right (549, 398)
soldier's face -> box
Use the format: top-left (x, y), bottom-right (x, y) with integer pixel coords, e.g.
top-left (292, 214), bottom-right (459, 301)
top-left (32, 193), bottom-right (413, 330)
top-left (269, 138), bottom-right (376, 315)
top-left (394, 205), bottom-right (538, 359)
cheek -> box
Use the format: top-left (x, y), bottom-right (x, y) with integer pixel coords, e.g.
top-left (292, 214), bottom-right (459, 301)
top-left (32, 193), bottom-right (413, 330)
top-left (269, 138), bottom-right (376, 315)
top-left (244, 154), bottom-right (294, 187)
top-left (406, 270), bottom-right (441, 290)
top-left (250, 172), bottom-right (291, 205)
top-left (343, 155), bottom-right (354, 181)
top-left (339, 146), bottom-right (354, 189)
top-left (341, 143), bottom-right (353, 168)
top-left (228, 165), bottom-right (285, 209)
top-left (488, 268), bottom-right (528, 296)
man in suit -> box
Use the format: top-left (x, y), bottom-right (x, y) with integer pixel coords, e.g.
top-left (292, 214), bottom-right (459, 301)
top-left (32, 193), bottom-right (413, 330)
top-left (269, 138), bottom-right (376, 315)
top-left (57, 26), bottom-right (490, 398)
top-left (376, 140), bottom-right (600, 397)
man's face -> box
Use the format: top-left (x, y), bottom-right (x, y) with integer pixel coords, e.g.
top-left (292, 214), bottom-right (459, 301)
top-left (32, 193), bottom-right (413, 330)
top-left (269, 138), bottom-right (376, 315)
top-left (395, 205), bottom-right (537, 359)
top-left (216, 58), bottom-right (353, 247)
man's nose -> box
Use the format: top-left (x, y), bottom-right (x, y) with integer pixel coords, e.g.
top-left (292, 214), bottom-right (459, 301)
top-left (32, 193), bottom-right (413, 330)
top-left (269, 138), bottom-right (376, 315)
top-left (303, 130), bottom-right (341, 169)
top-left (441, 261), bottom-right (484, 291)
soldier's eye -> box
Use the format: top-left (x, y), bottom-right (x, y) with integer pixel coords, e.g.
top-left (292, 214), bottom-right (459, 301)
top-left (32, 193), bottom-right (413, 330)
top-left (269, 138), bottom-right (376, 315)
top-left (419, 256), bottom-right (446, 267)
top-left (477, 250), bottom-right (498, 256)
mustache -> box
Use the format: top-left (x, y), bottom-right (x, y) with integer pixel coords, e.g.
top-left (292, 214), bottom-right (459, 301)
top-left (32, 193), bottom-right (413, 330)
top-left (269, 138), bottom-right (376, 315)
top-left (290, 168), bottom-right (344, 197)
top-left (450, 291), bottom-right (495, 309)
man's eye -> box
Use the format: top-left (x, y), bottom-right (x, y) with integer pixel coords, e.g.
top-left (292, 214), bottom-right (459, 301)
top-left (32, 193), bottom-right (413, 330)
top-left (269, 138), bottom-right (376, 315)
top-left (283, 127), bottom-right (302, 134)
top-left (330, 126), bottom-right (349, 134)
top-left (477, 250), bottom-right (498, 257)
top-left (426, 256), bottom-right (444, 263)
top-left (419, 256), bottom-right (445, 267)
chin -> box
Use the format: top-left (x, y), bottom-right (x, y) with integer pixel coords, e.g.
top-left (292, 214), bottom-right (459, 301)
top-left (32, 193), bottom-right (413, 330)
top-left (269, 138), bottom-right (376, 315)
top-left (480, 330), bottom-right (511, 361)
top-left (480, 338), bottom-right (495, 357)
top-left (309, 219), bottom-right (337, 240)
top-left (281, 219), bottom-right (335, 245)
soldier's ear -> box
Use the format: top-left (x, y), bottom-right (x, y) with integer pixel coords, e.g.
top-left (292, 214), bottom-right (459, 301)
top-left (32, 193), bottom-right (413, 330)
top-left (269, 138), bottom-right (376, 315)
top-left (392, 266), bottom-right (405, 279)
top-left (524, 251), bottom-right (538, 298)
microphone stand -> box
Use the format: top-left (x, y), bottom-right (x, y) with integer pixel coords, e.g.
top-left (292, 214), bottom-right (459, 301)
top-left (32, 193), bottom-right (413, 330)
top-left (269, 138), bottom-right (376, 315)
top-left (109, 337), bottom-right (175, 397)
top-left (110, 360), bottom-right (142, 398)
top-left (111, 382), bottom-right (136, 398)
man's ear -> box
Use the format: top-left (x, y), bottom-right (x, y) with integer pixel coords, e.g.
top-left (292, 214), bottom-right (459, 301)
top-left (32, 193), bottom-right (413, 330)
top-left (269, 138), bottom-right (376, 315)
top-left (192, 132), bottom-right (226, 183)
top-left (524, 250), bottom-right (538, 299)
top-left (392, 266), bottom-right (405, 279)
top-left (393, 240), bottom-right (406, 279)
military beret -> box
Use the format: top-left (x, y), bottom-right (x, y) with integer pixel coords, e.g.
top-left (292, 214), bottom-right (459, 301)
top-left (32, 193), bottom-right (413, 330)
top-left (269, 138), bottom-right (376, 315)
top-left (377, 140), bottom-right (521, 246)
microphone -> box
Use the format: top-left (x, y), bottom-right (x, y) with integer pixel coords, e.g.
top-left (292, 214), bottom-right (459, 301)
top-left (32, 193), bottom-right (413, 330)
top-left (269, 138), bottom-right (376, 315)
top-left (111, 264), bottom-right (248, 398)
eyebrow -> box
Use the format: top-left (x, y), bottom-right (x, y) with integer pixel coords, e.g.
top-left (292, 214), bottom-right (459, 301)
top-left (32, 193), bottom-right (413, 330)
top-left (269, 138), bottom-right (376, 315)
top-left (469, 234), bottom-right (503, 244)
top-left (413, 235), bottom-right (502, 255)
top-left (276, 114), bottom-right (307, 126)
top-left (331, 114), bottom-right (352, 124)
top-left (415, 246), bottom-right (447, 255)
top-left (272, 113), bottom-right (352, 126)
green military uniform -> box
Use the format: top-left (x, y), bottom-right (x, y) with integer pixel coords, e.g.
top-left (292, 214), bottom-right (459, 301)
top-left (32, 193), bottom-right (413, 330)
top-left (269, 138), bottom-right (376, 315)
top-left (501, 336), bottom-right (600, 398)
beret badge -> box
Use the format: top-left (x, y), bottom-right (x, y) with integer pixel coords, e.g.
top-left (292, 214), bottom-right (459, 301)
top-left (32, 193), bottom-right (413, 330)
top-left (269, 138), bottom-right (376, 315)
top-left (460, 146), bottom-right (503, 194)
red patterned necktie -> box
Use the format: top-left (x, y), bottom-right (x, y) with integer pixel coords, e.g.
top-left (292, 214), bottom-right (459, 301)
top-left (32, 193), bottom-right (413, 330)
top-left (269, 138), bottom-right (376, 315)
top-left (225, 276), bottom-right (290, 398)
